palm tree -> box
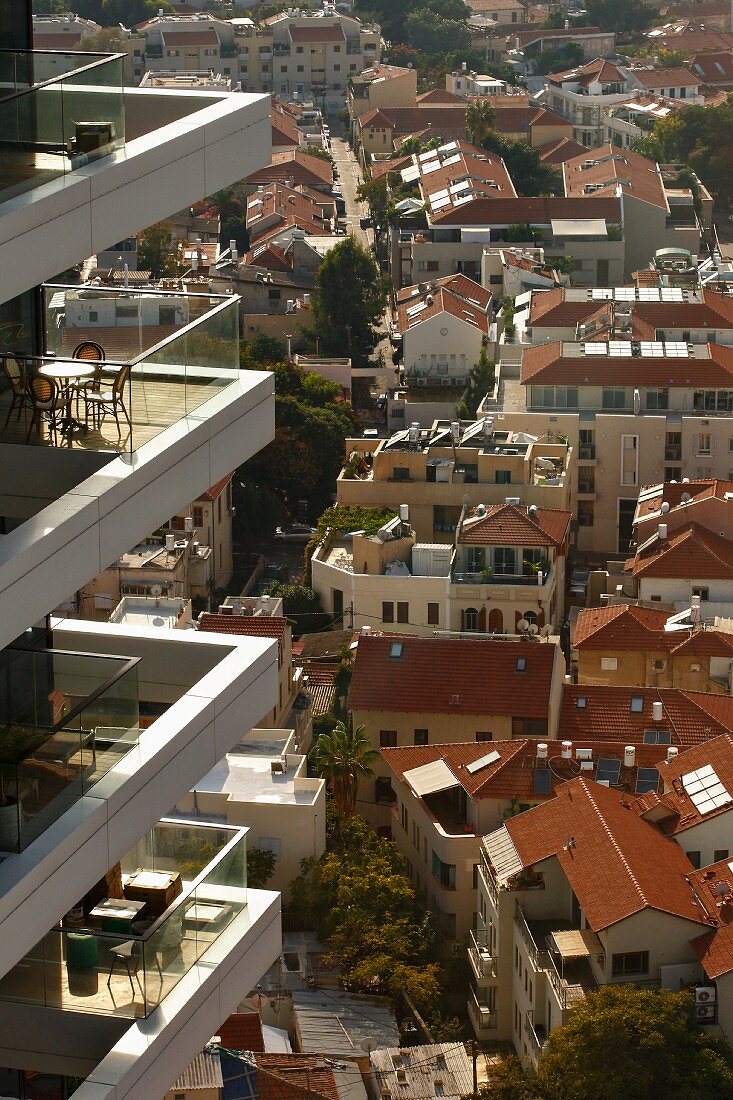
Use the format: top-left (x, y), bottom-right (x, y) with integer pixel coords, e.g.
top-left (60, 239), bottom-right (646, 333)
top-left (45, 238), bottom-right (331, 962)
top-left (310, 720), bottom-right (379, 821)
top-left (466, 99), bottom-right (496, 147)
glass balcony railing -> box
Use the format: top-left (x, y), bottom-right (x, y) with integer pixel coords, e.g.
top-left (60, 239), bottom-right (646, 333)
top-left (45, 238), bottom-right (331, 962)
top-left (0, 647), bottom-right (140, 854)
top-left (0, 286), bottom-right (239, 456)
top-left (452, 570), bottom-right (551, 587)
top-left (0, 819), bottom-right (248, 1018)
top-left (0, 49), bottom-right (125, 204)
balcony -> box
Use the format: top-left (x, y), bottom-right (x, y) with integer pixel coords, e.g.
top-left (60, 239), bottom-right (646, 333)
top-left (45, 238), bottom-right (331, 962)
top-left (0, 646), bottom-right (140, 854)
top-left (516, 904), bottom-right (600, 1010)
top-left (468, 928), bottom-right (498, 981)
top-left (0, 49), bottom-right (125, 205)
top-left (0, 818), bottom-right (248, 1019)
top-left (526, 1010), bottom-right (546, 1060)
top-left (0, 285), bottom-right (240, 456)
top-left (468, 985), bottom-right (497, 1033)
top-left (578, 442), bottom-right (596, 460)
top-left (665, 446), bottom-right (682, 461)
top-left (452, 569), bottom-right (551, 587)
top-left (479, 858), bottom-right (499, 910)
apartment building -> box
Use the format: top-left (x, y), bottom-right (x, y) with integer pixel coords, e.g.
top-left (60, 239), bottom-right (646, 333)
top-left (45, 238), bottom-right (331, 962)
top-left (347, 63), bottom-right (418, 123)
top-left (573, 603), bottom-right (733, 692)
top-left (246, 181), bottom-right (338, 242)
top-left (0, 16), bottom-right (282, 1097)
top-left (543, 58), bottom-right (633, 147)
top-left (312, 494), bottom-right (571, 636)
top-left (237, 8), bottom-right (381, 109)
top-left (382, 737), bottom-right (669, 947)
top-left (336, 419), bottom-right (572, 541)
top-left (397, 274), bottom-right (493, 386)
top-left (509, 26), bottom-right (616, 62)
top-left (473, 776), bottom-right (709, 1052)
top-left (347, 632), bottom-right (566, 826)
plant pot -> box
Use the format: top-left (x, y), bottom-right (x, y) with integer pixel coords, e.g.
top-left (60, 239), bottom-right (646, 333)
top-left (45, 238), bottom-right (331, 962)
top-left (0, 798), bottom-right (20, 852)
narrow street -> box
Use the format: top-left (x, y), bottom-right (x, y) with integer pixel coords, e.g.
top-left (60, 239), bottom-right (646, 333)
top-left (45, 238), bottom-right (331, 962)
top-left (329, 136), bottom-right (397, 397)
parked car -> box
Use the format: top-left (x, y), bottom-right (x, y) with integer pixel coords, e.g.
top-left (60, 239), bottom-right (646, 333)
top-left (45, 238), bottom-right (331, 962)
top-left (569, 567), bottom-right (589, 599)
top-left (274, 523), bottom-right (318, 543)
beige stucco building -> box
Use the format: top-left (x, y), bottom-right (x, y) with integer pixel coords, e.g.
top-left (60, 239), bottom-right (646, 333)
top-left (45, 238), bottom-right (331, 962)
top-left (347, 63), bottom-right (417, 122)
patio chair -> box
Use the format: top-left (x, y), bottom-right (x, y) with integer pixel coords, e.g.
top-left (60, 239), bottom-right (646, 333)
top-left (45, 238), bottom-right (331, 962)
top-left (72, 341), bottom-right (105, 420)
top-left (82, 363), bottom-right (131, 435)
top-left (26, 375), bottom-right (65, 446)
top-left (2, 355), bottom-right (31, 429)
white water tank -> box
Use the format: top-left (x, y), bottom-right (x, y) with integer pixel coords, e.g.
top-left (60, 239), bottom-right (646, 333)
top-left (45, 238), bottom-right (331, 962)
top-left (652, 700), bottom-right (664, 723)
top-left (399, 504), bottom-right (409, 523)
top-left (537, 743), bottom-right (548, 760)
top-left (561, 740), bottom-right (572, 759)
top-left (625, 745), bottom-right (636, 767)
top-left (658, 523), bottom-right (668, 540)
top-left (667, 746), bottom-right (679, 761)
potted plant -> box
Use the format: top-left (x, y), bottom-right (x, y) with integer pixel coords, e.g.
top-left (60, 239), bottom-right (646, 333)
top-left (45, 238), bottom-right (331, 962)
top-left (0, 723), bottom-right (46, 852)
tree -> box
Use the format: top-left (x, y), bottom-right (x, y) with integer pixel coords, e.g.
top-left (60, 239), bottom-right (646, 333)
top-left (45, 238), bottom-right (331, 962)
top-left (357, 176), bottom-right (390, 229)
top-left (532, 42), bottom-right (584, 76)
top-left (403, 9), bottom-right (470, 54)
top-left (71, 0), bottom-right (173, 24)
top-left (395, 135), bottom-right (442, 157)
top-left (456, 346), bottom-right (495, 418)
top-left (288, 815), bottom-right (442, 1012)
top-left (241, 334), bottom-right (287, 366)
top-left (533, 986), bottom-right (733, 1100)
top-left (266, 582), bottom-right (331, 636)
top-left (310, 720), bottom-right (379, 820)
top-left (137, 224), bottom-right (181, 278)
top-left (585, 0), bottom-right (654, 34)
top-left (466, 100), bottom-right (496, 146)
top-left (73, 25), bottom-right (128, 52)
top-left (310, 237), bottom-right (389, 369)
top-left (247, 846), bottom-right (278, 889)
top-left (481, 132), bottom-right (562, 196)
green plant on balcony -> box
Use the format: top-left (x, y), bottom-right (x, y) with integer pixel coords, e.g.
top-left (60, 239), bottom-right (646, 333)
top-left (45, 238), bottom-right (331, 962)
top-left (607, 223), bottom-right (623, 240)
top-left (480, 567), bottom-right (494, 583)
top-left (0, 723), bottom-right (49, 850)
top-left (523, 557), bottom-right (549, 576)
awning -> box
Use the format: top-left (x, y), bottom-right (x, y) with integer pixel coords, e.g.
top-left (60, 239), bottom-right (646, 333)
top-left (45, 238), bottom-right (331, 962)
top-left (483, 826), bottom-right (523, 886)
top-left (404, 759), bottom-right (460, 797)
top-left (550, 929), bottom-right (604, 959)
top-left (550, 218), bottom-right (608, 238)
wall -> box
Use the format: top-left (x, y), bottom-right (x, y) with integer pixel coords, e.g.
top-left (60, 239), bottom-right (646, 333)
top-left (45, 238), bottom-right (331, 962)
top-left (403, 311), bottom-right (484, 381)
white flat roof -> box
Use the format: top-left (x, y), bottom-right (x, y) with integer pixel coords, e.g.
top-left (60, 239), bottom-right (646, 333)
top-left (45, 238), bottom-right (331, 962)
top-left (194, 753), bottom-right (319, 805)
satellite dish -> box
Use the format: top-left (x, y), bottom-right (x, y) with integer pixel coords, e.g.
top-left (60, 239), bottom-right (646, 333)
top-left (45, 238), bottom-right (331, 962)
top-left (517, 618), bottom-right (529, 632)
top-left (361, 1037), bottom-right (378, 1053)
top-left (150, 584), bottom-right (163, 598)
top-left (714, 881), bottom-right (731, 898)
top-left (527, 622), bottom-right (539, 636)
top-left (539, 624), bottom-right (552, 638)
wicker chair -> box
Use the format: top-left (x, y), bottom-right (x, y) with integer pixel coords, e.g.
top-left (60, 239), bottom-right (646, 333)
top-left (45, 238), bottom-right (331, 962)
top-left (72, 341), bottom-right (106, 423)
top-left (2, 356), bottom-right (31, 429)
top-left (26, 375), bottom-right (65, 445)
top-left (82, 363), bottom-right (132, 435)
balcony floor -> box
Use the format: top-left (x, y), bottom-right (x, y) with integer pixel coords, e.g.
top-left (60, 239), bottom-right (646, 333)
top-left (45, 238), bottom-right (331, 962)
top-left (0, 375), bottom-right (221, 454)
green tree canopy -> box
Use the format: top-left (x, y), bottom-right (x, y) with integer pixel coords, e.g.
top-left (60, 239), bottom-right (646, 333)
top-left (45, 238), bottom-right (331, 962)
top-left (289, 815), bottom-right (441, 1012)
top-left (456, 346), bottom-right (495, 418)
top-left (310, 237), bottom-right (389, 369)
top-left (585, 0), bottom-right (654, 33)
top-left (403, 8), bottom-right (470, 53)
top-left (265, 582), bottom-right (331, 636)
top-left (137, 224), bottom-right (181, 278)
top-left (481, 132), bottom-right (562, 196)
top-left (466, 100), bottom-right (496, 146)
top-left (310, 720), bottom-right (379, 820)
top-left (70, 0), bottom-right (173, 24)
top-left (247, 846), bottom-right (278, 889)
top-left (532, 42), bottom-right (584, 75)
top-left (484, 987), bottom-right (733, 1100)
top-left (357, 176), bottom-right (390, 228)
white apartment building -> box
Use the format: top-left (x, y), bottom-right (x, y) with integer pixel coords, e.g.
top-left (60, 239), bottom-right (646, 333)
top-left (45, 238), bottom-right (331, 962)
top-left (0, 22), bottom-right (282, 1099)
top-left (543, 58), bottom-right (633, 147)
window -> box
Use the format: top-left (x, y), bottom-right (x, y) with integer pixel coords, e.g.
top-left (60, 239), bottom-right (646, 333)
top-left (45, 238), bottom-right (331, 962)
top-left (427, 602), bottom-right (440, 625)
top-left (382, 601), bottom-right (394, 623)
top-left (576, 696), bottom-right (587, 709)
top-left (602, 387), bottom-right (626, 409)
top-left (297, 65), bottom-right (304, 72)
top-left (296, 45), bottom-right (304, 53)
top-left (653, 658), bottom-right (666, 671)
top-left (464, 607), bottom-right (478, 631)
top-left (611, 951), bottom-right (649, 977)
top-left (692, 586), bottom-right (709, 601)
top-left (621, 434), bottom-right (639, 486)
top-left (645, 389), bottom-right (668, 410)
top-left (687, 850), bottom-right (701, 869)
top-left (392, 466), bottom-right (410, 480)
top-left (380, 730), bottom-right (397, 748)
top-left (389, 642), bottom-right (404, 659)
top-left (494, 547), bottom-right (516, 575)
top-left (432, 851), bottom-right (456, 889)
top-left (397, 601), bottom-right (409, 624)
top-left (376, 777), bottom-right (395, 803)
top-left (334, 63), bottom-right (340, 71)
top-left (715, 849), bottom-right (730, 862)
top-left (190, 505), bottom-right (203, 528)
top-left (401, 803), bottom-right (408, 831)
top-left (665, 467), bottom-right (682, 481)
top-left (630, 696), bottom-right (644, 712)
top-left (697, 432), bottom-right (713, 456)
top-left (512, 717), bottom-right (548, 736)
top-left (476, 731), bottom-right (493, 742)
top-left (495, 470), bottom-right (511, 484)
top-left (516, 657), bottom-right (527, 672)
top-left (601, 657), bottom-right (618, 670)
top-left (578, 500), bottom-right (594, 527)
top-left (414, 729), bottom-right (429, 745)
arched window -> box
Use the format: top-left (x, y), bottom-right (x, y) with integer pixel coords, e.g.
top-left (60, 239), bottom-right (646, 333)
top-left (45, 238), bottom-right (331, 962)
top-left (464, 607), bottom-right (479, 631)
top-left (524, 610), bottom-right (538, 626)
top-left (488, 608), bottom-right (503, 633)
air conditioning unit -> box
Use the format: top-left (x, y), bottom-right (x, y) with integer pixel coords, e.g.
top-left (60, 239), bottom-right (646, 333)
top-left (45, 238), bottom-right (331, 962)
top-left (441, 378), bottom-right (452, 387)
top-left (695, 985), bottom-right (717, 1005)
top-left (416, 378), bottom-right (428, 387)
top-left (695, 1003), bottom-right (717, 1024)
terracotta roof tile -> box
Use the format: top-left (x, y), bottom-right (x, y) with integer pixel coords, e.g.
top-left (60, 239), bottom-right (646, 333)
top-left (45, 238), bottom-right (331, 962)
top-left (536, 136), bottom-right (589, 165)
top-left (197, 613), bottom-right (289, 660)
top-left (634, 478), bottom-right (733, 520)
top-left (548, 57), bottom-right (627, 87)
top-left (561, 685), bottom-right (733, 747)
top-left (218, 1012), bottom-right (265, 1052)
top-left (521, 341), bottom-right (733, 388)
top-left (505, 777), bottom-right (707, 930)
top-left (396, 273), bottom-right (492, 335)
top-left (563, 144), bottom-right (667, 210)
top-left (691, 50), bottom-right (733, 82)
top-left (649, 734), bottom-right (733, 834)
top-left (632, 66), bottom-right (700, 88)
top-left (196, 474), bottom-right (232, 503)
top-left (289, 24), bottom-right (346, 43)
top-left (256, 1055), bottom-right (340, 1100)
top-left (689, 859), bottom-right (733, 976)
top-left (574, 604), bottom-right (673, 648)
top-left (458, 502), bottom-right (571, 546)
top-left (162, 30), bottom-right (221, 46)
top-left (248, 150), bottom-right (334, 189)
top-left (629, 522), bottom-right (733, 579)
top-left (429, 195), bottom-right (621, 227)
top-left (349, 634), bottom-right (559, 716)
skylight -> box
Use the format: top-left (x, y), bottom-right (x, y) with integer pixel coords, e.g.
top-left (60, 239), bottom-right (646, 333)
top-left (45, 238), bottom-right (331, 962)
top-left (630, 697), bottom-right (644, 713)
top-left (466, 749), bottom-right (501, 774)
top-left (576, 696), bottom-right (587, 709)
top-left (681, 765), bottom-right (733, 815)
top-left (516, 657), bottom-right (527, 672)
top-left (389, 642), bottom-right (404, 659)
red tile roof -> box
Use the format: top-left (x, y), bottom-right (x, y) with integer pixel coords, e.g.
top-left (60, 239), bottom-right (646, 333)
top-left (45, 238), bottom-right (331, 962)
top-left (563, 144), bottom-right (667, 210)
top-left (396, 273), bottom-right (492, 335)
top-left (642, 734), bottom-right (733, 835)
top-left (197, 613), bottom-right (289, 659)
top-left (256, 1055), bottom-right (340, 1100)
top-left (288, 24), bottom-right (346, 43)
top-left (691, 50), bottom-right (733, 83)
top-left (196, 474), bottom-right (232, 503)
top-left (370, 155), bottom-right (411, 179)
top-left (528, 287), bottom-right (597, 326)
top-left (162, 30), bottom-right (221, 46)
top-left (493, 104), bottom-right (571, 135)
top-left (248, 150), bottom-right (334, 189)
top-left (628, 522), bottom-right (733, 580)
top-left (574, 604), bottom-right (733, 660)
top-left (634, 478), bottom-right (733, 521)
top-left (632, 66), bottom-right (700, 89)
top-left (560, 685), bottom-right (733, 746)
top-left (536, 136), bottom-right (589, 165)
top-left (349, 634), bottom-right (559, 716)
top-left (505, 777), bottom-right (707, 930)
top-left (383, 738), bottom-right (668, 802)
top-left (429, 195), bottom-right (621, 227)
top-left (689, 859), bottom-right (733, 977)
top-left (359, 106), bottom-right (469, 141)
top-left (548, 57), bottom-right (627, 87)
top-left (521, 341), bottom-right (733, 388)
top-left (218, 1012), bottom-right (265, 1052)
top-left (272, 105), bottom-right (301, 148)
top-left (458, 503), bottom-right (571, 547)
top-left (417, 89), bottom-right (467, 103)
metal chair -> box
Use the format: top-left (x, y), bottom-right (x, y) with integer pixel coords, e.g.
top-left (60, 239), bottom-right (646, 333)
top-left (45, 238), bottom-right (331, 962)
top-left (107, 937), bottom-right (162, 997)
top-left (26, 374), bottom-right (65, 446)
top-left (82, 363), bottom-right (131, 435)
top-left (72, 341), bottom-right (105, 422)
top-left (2, 356), bottom-right (31, 429)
